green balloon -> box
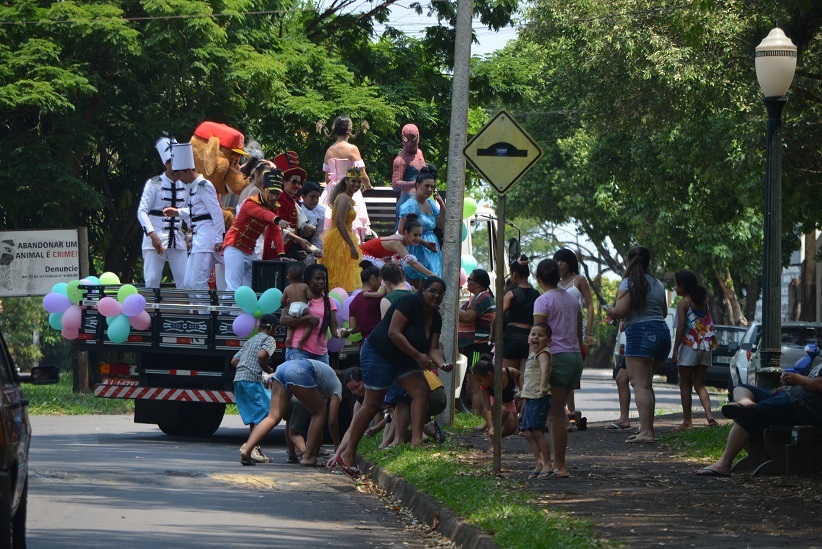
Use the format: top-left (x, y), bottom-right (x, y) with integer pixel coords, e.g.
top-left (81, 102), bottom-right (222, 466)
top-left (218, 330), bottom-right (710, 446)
top-left (67, 280), bottom-right (83, 305)
top-left (117, 284), bottom-right (138, 304)
top-left (253, 309), bottom-right (262, 319)
top-left (348, 331), bottom-right (363, 343)
top-left (99, 271), bottom-right (121, 285)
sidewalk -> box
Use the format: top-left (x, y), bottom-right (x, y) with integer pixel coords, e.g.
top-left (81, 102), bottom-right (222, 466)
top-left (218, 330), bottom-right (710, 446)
top-left (360, 413), bottom-right (822, 548)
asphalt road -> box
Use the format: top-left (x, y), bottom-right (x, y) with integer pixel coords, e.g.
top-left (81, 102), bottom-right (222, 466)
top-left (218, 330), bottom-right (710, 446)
top-left (26, 415), bottom-right (430, 549)
top-left (25, 371), bottom-right (720, 548)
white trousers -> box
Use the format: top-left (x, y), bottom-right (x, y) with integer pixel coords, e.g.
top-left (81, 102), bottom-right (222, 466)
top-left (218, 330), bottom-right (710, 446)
top-left (143, 248), bottom-right (187, 289)
top-left (184, 251), bottom-right (216, 290)
top-left (224, 246), bottom-right (253, 291)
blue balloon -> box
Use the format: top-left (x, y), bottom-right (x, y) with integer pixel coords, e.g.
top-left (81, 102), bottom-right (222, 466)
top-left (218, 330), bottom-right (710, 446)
top-left (51, 283), bottom-right (69, 296)
top-left (258, 288), bottom-right (283, 314)
top-left (461, 254), bottom-right (478, 274)
top-left (84, 276), bottom-right (101, 285)
top-left (107, 314), bottom-right (131, 343)
top-left (461, 221), bottom-right (469, 242)
top-left (48, 313), bottom-right (63, 331)
top-left (234, 286), bottom-right (258, 314)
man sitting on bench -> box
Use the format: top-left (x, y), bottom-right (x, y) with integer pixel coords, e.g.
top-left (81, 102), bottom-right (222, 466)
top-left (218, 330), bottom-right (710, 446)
top-left (696, 363), bottom-right (822, 477)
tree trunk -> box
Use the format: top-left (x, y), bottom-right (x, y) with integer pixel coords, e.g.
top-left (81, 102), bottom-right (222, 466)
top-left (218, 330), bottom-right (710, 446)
top-left (801, 231), bottom-right (817, 321)
top-left (714, 268), bottom-right (747, 326)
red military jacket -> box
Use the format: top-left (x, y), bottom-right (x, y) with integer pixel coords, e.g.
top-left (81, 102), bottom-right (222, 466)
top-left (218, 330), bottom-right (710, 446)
top-left (262, 190), bottom-right (299, 260)
top-left (223, 195), bottom-right (283, 256)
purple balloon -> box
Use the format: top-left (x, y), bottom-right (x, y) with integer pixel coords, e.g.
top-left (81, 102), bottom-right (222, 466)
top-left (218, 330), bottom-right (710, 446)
top-left (43, 292), bottom-right (72, 314)
top-left (122, 294), bottom-right (147, 317)
top-left (233, 313), bottom-right (257, 338)
top-left (327, 337), bottom-right (345, 353)
top-left (62, 305), bottom-right (83, 331)
top-left (97, 297), bottom-right (122, 317)
top-left (340, 295), bottom-right (356, 321)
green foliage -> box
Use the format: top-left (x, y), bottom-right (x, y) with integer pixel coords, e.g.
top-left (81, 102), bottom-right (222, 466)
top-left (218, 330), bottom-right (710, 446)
top-left (660, 423), bottom-right (745, 463)
top-left (25, 373), bottom-right (134, 415)
top-left (0, 297), bottom-right (60, 370)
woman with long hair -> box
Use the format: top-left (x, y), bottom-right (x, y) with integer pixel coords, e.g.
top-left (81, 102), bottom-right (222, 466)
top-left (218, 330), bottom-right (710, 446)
top-left (319, 166), bottom-right (364, 292)
top-left (605, 246), bottom-right (670, 443)
top-left (329, 277), bottom-right (453, 476)
top-left (500, 259), bottom-right (540, 374)
top-left (280, 263), bottom-right (343, 363)
top-left (672, 269), bottom-right (718, 431)
top-left (360, 214), bottom-right (436, 279)
top-left (397, 165), bottom-right (444, 286)
top-left (318, 115), bottom-right (372, 240)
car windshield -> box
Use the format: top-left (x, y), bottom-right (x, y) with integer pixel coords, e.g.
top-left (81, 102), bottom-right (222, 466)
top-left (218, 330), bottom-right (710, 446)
top-left (715, 327), bottom-right (746, 346)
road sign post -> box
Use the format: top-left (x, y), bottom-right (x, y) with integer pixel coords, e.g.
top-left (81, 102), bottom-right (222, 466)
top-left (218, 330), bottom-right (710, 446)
top-left (463, 110), bottom-right (543, 474)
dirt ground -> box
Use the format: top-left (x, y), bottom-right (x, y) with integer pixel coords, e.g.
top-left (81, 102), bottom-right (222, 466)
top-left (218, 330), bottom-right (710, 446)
top-left (453, 414), bottom-right (822, 548)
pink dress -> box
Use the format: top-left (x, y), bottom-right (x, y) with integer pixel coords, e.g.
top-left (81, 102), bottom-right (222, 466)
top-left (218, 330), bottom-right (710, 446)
top-left (318, 158), bottom-right (371, 242)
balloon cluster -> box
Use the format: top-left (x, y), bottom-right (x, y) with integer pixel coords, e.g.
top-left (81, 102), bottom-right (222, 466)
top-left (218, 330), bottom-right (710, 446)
top-left (328, 287), bottom-right (356, 352)
top-left (460, 197), bottom-right (479, 287)
top-left (232, 286), bottom-right (283, 338)
top-left (42, 272), bottom-right (150, 342)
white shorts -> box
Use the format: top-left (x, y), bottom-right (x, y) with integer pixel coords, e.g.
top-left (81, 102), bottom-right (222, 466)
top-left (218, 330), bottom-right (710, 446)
top-left (677, 346), bottom-right (711, 367)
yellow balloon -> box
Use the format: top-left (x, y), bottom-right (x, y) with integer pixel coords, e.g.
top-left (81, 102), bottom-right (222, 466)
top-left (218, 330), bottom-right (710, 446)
top-left (99, 272), bottom-right (120, 285)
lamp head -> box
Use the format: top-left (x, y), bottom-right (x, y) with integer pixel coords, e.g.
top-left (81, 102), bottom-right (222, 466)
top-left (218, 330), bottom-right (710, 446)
top-left (755, 27), bottom-right (797, 98)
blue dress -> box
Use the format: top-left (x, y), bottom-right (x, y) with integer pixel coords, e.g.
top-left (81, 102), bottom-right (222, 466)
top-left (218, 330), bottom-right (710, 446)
top-left (399, 197), bottom-right (442, 280)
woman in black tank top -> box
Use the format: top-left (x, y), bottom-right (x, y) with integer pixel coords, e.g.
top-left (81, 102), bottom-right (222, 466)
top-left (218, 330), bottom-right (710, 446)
top-left (500, 259), bottom-right (540, 372)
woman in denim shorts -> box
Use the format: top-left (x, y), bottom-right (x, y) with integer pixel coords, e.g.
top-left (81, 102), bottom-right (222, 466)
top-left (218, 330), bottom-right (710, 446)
top-left (605, 246), bottom-right (670, 443)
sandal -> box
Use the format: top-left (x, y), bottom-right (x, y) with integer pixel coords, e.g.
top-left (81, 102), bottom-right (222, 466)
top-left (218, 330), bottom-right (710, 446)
top-left (330, 455), bottom-right (361, 478)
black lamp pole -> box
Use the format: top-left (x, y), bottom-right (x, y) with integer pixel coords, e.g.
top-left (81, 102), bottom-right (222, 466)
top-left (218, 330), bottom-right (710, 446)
top-left (759, 96), bottom-right (787, 375)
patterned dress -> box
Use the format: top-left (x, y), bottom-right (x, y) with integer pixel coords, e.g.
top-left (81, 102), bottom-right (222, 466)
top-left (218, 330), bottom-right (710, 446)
top-left (399, 197), bottom-right (442, 280)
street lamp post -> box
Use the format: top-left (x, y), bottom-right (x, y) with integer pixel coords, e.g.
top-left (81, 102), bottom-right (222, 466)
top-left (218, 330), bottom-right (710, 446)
top-left (754, 27), bottom-right (797, 381)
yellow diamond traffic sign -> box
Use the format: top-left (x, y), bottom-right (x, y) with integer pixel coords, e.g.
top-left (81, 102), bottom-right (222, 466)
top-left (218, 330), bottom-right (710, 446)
top-left (463, 110), bottom-right (543, 194)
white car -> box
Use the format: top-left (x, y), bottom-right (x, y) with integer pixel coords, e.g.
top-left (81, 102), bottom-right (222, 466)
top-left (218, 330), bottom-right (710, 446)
top-left (728, 321), bottom-right (822, 393)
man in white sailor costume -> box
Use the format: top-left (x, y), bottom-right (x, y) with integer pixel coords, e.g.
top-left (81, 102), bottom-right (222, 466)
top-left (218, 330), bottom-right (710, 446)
top-left (163, 142), bottom-right (225, 291)
top-left (137, 136), bottom-right (188, 288)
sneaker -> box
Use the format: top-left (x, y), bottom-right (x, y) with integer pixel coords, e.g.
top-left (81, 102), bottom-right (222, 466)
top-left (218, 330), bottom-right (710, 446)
top-left (251, 446), bottom-right (271, 463)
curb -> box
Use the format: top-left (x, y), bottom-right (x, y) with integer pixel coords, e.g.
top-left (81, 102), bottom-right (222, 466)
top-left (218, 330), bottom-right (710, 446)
top-left (357, 454), bottom-right (499, 549)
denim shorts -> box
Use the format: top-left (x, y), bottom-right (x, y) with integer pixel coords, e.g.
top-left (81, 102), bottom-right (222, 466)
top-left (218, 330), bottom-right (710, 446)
top-left (273, 359), bottom-right (319, 393)
top-left (733, 384), bottom-right (805, 435)
top-left (360, 340), bottom-right (422, 391)
top-left (233, 380), bottom-right (271, 426)
top-left (624, 321), bottom-right (671, 361)
top-left (520, 395), bottom-right (551, 432)
top-left (285, 347), bottom-right (329, 364)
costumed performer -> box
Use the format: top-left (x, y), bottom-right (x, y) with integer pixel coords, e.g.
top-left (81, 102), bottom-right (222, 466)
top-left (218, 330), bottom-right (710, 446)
top-left (359, 214), bottom-right (436, 279)
top-left (398, 164), bottom-right (444, 286)
top-left (263, 151), bottom-right (306, 259)
top-left (319, 165), bottom-right (364, 292)
top-left (391, 124), bottom-right (426, 230)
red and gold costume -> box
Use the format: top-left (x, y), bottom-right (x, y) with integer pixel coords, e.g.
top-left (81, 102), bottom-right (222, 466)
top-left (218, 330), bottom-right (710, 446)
top-left (223, 196), bottom-right (283, 256)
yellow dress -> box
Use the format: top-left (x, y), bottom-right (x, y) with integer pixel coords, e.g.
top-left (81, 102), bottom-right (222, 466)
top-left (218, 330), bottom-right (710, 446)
top-left (320, 194), bottom-right (363, 292)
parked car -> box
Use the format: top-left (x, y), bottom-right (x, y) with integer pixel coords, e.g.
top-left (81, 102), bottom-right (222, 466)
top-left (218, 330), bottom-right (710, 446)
top-left (728, 321), bottom-right (822, 395)
top-left (705, 325), bottom-right (748, 389)
top-left (0, 328), bottom-right (59, 547)
top-left (612, 308), bottom-right (678, 384)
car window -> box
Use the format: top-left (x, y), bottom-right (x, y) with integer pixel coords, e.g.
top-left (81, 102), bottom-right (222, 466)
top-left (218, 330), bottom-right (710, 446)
top-left (715, 328), bottom-right (746, 346)
top-left (0, 331), bottom-right (16, 387)
top-left (781, 327), bottom-right (822, 348)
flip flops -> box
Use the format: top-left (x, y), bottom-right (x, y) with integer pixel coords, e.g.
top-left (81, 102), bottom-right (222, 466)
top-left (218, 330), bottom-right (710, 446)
top-left (330, 455), bottom-right (361, 478)
top-left (695, 467), bottom-right (730, 477)
top-left (606, 423), bottom-right (631, 430)
top-left (537, 468), bottom-right (570, 479)
top-left (625, 434), bottom-right (658, 444)
top-left (721, 404), bottom-right (757, 419)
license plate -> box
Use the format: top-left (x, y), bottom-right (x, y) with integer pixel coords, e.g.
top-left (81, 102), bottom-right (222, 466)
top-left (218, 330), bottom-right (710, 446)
top-left (715, 356), bottom-right (732, 364)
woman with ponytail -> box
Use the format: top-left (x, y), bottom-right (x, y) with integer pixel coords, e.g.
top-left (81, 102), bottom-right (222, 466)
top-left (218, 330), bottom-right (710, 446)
top-left (671, 269), bottom-right (718, 431)
top-left (604, 246), bottom-right (670, 443)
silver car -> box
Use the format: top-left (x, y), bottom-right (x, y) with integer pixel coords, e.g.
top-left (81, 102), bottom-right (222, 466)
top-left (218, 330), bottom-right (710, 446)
top-left (728, 321), bottom-right (822, 393)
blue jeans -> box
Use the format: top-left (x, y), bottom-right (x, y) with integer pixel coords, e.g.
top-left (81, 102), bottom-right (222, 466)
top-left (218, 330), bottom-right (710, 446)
top-left (273, 359), bottom-right (319, 393)
top-left (734, 384), bottom-right (804, 435)
top-left (625, 320), bottom-right (671, 361)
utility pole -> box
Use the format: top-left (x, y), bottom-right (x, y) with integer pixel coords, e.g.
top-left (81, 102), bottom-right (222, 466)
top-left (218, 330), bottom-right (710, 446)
top-left (437, 0), bottom-right (473, 427)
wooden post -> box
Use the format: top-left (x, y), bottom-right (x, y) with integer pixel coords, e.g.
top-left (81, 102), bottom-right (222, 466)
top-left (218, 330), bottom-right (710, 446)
top-left (492, 193), bottom-right (506, 473)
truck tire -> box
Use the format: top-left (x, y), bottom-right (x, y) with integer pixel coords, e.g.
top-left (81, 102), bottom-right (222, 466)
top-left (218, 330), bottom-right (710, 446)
top-left (158, 402), bottom-right (226, 437)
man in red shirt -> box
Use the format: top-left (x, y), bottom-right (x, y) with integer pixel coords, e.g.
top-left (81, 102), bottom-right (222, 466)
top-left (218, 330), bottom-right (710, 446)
top-left (263, 151), bottom-right (306, 259)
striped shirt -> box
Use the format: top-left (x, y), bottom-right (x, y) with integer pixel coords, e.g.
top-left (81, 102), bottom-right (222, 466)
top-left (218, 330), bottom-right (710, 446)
top-left (233, 333), bottom-right (276, 383)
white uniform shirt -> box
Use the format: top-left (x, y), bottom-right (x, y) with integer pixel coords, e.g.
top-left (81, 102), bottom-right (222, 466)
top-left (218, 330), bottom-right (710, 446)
top-left (177, 176), bottom-right (225, 253)
top-left (137, 173), bottom-right (188, 251)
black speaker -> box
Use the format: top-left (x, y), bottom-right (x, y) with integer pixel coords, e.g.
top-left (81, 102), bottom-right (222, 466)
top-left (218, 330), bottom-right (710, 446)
top-left (251, 260), bottom-right (290, 293)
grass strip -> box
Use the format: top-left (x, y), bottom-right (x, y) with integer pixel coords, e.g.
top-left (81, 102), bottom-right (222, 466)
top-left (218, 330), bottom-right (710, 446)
top-left (659, 423), bottom-right (738, 463)
top-left (360, 413), bottom-right (610, 549)
top-left (24, 373), bottom-right (240, 416)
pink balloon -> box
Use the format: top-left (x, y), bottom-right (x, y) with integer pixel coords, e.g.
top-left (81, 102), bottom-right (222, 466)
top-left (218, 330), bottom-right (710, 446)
top-left (459, 268), bottom-right (467, 287)
top-left (327, 337), bottom-right (345, 353)
top-left (122, 294), bottom-right (147, 317)
top-left (61, 327), bottom-right (79, 340)
top-left (233, 313), bottom-right (257, 338)
top-left (62, 304), bottom-right (83, 331)
top-left (97, 297), bottom-right (122, 317)
top-left (129, 311), bottom-right (152, 331)
top-left (43, 292), bottom-right (72, 314)
top-left (330, 287), bottom-right (349, 301)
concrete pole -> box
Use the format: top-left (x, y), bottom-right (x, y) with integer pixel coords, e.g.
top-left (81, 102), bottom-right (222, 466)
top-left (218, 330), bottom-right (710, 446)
top-left (437, 0), bottom-right (473, 428)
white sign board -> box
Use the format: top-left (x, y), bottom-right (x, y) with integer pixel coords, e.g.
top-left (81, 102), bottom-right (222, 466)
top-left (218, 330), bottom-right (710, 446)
top-left (0, 229), bottom-right (81, 296)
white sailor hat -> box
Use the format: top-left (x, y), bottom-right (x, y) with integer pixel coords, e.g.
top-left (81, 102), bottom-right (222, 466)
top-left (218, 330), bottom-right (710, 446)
top-left (170, 142), bottom-right (196, 171)
top-left (155, 136), bottom-right (177, 164)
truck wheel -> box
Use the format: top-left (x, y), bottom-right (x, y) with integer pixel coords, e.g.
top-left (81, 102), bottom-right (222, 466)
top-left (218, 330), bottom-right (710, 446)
top-left (158, 403), bottom-right (226, 437)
